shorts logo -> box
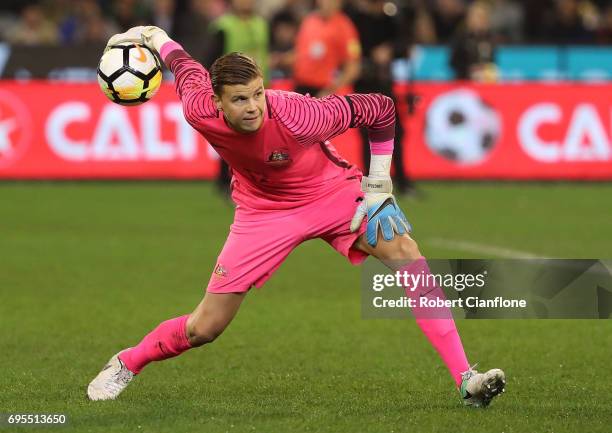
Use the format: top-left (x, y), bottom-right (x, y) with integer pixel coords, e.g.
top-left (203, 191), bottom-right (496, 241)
top-left (214, 264), bottom-right (228, 278)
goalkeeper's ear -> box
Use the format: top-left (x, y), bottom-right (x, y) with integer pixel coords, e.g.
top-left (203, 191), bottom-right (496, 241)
top-left (212, 93), bottom-right (223, 111)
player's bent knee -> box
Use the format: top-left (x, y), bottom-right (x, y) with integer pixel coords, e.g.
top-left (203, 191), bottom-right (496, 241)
top-left (187, 324), bottom-right (223, 347)
top-left (376, 235), bottom-right (421, 262)
top-left (398, 236), bottom-right (421, 260)
top-left (186, 318), bottom-right (226, 347)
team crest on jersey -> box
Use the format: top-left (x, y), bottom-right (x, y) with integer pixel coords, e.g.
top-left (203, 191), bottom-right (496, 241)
top-left (268, 150), bottom-right (290, 161)
top-left (214, 264), bottom-right (228, 278)
top-left (267, 149), bottom-right (291, 167)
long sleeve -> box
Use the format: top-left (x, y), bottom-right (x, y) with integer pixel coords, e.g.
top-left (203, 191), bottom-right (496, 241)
top-left (161, 43), bottom-right (218, 124)
top-left (267, 90), bottom-right (395, 147)
top-left (346, 93), bottom-right (396, 143)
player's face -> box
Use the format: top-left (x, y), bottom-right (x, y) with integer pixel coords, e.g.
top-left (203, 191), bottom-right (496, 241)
top-left (215, 77), bottom-right (265, 133)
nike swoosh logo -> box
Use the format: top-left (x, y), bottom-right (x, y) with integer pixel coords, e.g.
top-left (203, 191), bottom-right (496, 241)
top-left (134, 44), bottom-right (147, 62)
top-left (369, 197), bottom-right (395, 220)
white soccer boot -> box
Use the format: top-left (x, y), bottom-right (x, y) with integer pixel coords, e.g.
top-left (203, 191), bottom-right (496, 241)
top-left (459, 365), bottom-right (506, 408)
top-left (87, 351), bottom-right (135, 401)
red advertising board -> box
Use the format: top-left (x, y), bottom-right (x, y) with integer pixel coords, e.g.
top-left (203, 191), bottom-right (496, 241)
top-left (0, 82), bottom-right (216, 179)
top-left (398, 83), bottom-right (612, 179)
top-left (0, 81), bottom-right (362, 179)
top-left (0, 81), bottom-right (611, 180)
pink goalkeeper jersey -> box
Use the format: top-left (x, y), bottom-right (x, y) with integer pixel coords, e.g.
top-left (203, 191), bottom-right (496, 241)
top-left (163, 45), bottom-right (395, 210)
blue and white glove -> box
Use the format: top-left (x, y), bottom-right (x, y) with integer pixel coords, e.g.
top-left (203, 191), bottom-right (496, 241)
top-left (350, 176), bottom-right (412, 247)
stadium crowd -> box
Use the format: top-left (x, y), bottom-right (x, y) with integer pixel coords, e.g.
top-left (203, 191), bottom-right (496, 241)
top-left (1, 0), bottom-right (611, 82)
top-left (1, 0), bottom-right (611, 47)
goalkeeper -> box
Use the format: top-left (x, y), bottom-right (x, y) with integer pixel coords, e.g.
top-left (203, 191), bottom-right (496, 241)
top-left (87, 26), bottom-right (505, 408)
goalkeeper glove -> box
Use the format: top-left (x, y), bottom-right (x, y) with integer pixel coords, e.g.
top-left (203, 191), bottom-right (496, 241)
top-left (350, 176), bottom-right (412, 247)
top-left (105, 26), bottom-right (172, 54)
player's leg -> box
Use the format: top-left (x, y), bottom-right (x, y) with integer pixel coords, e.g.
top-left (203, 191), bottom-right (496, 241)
top-left (353, 233), bottom-right (471, 382)
top-left (353, 234), bottom-right (505, 407)
top-left (313, 177), bottom-right (504, 406)
top-left (87, 291), bottom-right (245, 401)
top-left (120, 291), bottom-right (246, 373)
top-left (87, 203), bottom-right (304, 401)
top-left (186, 292), bottom-right (245, 346)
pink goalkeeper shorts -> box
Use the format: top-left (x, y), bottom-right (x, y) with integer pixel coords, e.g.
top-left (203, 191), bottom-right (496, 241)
top-left (206, 178), bottom-right (368, 293)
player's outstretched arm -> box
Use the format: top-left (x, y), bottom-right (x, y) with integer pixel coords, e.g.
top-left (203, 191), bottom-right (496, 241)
top-left (269, 91), bottom-right (411, 247)
top-left (270, 91), bottom-right (394, 147)
top-left (105, 26), bottom-right (217, 122)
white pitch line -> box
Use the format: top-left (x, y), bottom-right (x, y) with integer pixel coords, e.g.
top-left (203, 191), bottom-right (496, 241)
top-left (427, 238), bottom-right (546, 259)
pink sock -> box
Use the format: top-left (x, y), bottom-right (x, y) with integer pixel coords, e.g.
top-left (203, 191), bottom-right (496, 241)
top-left (119, 314), bottom-right (192, 374)
top-left (401, 258), bottom-right (469, 387)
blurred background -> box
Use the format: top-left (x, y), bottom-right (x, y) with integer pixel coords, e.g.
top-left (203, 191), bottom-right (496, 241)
top-left (1, 0), bottom-right (611, 183)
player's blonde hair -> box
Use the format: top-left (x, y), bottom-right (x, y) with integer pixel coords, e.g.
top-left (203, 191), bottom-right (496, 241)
top-left (210, 52), bottom-right (263, 95)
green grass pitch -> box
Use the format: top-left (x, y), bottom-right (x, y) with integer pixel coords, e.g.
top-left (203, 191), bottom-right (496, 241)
top-left (1, 182), bottom-right (611, 432)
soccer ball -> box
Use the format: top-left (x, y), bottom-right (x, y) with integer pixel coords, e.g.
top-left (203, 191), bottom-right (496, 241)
top-left (424, 89), bottom-right (501, 165)
top-left (97, 43), bottom-right (162, 106)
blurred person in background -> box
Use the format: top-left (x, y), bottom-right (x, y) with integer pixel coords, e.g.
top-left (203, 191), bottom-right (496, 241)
top-left (8, 2), bottom-right (58, 45)
top-left (449, 1), bottom-right (497, 81)
top-left (413, 6), bottom-right (438, 44)
top-left (541, 0), bottom-right (598, 43)
top-left (173, 0), bottom-right (223, 64)
top-left (255, 0), bottom-right (287, 19)
top-left (431, 0), bottom-right (465, 43)
top-left (44, 0), bottom-right (72, 29)
top-left (293, 0), bottom-right (362, 97)
top-left (212, 0), bottom-right (269, 80)
top-left (596, 2), bottom-right (612, 43)
top-left (79, 8), bottom-right (120, 44)
top-left (256, 0), bottom-right (310, 20)
top-left (212, 0), bottom-right (270, 194)
top-left (394, 1), bottom-right (437, 51)
top-left (59, 0), bottom-right (119, 45)
top-left (521, 0), bottom-right (554, 42)
top-left (488, 0), bottom-right (524, 43)
top-left (113, 0), bottom-right (149, 30)
top-left (254, 0), bottom-right (283, 19)
top-left (147, 0), bottom-right (177, 34)
top-left (269, 10), bottom-right (299, 79)
top-left (268, 0), bottom-right (310, 22)
top-left (346, 0), bottom-right (414, 195)
top-left (268, 0), bottom-right (311, 80)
